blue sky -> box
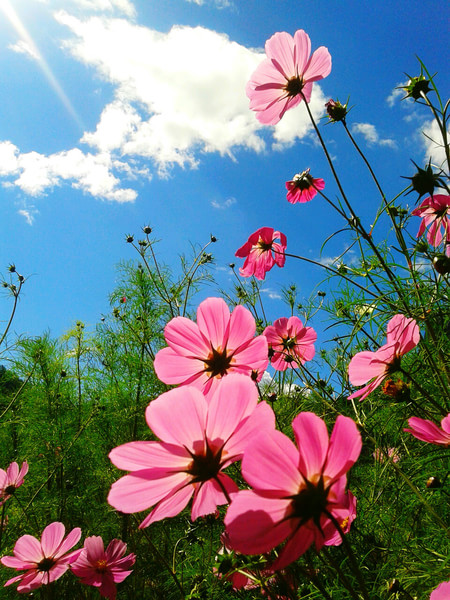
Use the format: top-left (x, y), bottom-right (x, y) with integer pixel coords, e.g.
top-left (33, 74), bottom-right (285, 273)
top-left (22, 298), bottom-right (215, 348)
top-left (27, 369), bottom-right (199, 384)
top-left (0, 0), bottom-right (448, 341)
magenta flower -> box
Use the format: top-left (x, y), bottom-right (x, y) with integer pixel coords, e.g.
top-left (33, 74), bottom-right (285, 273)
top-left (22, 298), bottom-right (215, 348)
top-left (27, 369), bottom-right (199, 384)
top-left (348, 314), bottom-right (420, 401)
top-left (411, 194), bottom-right (450, 251)
top-left (154, 297), bottom-right (268, 397)
top-left (246, 30), bottom-right (332, 125)
top-left (285, 169), bottom-right (325, 204)
top-left (71, 536), bottom-right (135, 600)
top-left (108, 374), bottom-right (275, 527)
top-left (1, 522), bottom-right (82, 593)
top-left (263, 317), bottom-right (316, 371)
top-left (235, 227), bottom-right (287, 280)
top-left (404, 414), bottom-right (450, 446)
top-left (224, 412), bottom-right (361, 570)
top-left (430, 581), bottom-right (450, 600)
top-left (0, 461), bottom-right (28, 506)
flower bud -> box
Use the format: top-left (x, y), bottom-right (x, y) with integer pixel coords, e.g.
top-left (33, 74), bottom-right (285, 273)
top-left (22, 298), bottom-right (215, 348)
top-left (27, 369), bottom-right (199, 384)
top-left (126, 234), bottom-right (134, 243)
top-left (403, 161), bottom-right (443, 198)
top-left (210, 234), bottom-right (217, 243)
top-left (8, 264), bottom-right (16, 273)
top-left (142, 225), bottom-right (152, 234)
top-left (325, 99), bottom-right (348, 122)
top-left (433, 254), bottom-right (450, 275)
top-left (401, 75), bottom-right (431, 100)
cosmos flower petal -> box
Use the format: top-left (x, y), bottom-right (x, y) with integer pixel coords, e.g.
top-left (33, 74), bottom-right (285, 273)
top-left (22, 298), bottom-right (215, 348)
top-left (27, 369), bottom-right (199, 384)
top-left (293, 412), bottom-right (329, 479)
top-left (325, 416), bottom-right (362, 481)
top-left (145, 386), bottom-right (208, 449)
top-left (108, 470), bottom-right (191, 514)
top-left (404, 415), bottom-right (450, 446)
top-left (225, 491), bottom-right (293, 554)
top-left (163, 316), bottom-right (209, 356)
top-left (196, 297), bottom-right (231, 349)
top-left (153, 347), bottom-right (205, 386)
top-left (191, 475), bottom-right (238, 520)
top-left (109, 441), bottom-right (189, 471)
top-left (271, 525), bottom-right (316, 571)
top-left (242, 430), bottom-right (301, 493)
top-left (140, 484), bottom-right (194, 528)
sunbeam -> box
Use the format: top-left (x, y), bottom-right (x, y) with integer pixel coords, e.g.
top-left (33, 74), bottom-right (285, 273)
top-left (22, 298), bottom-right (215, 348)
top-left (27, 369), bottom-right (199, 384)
top-left (0, 0), bottom-right (85, 132)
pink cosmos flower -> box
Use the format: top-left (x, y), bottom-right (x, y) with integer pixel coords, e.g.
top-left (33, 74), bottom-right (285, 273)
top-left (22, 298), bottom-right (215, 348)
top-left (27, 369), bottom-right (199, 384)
top-left (224, 412), bottom-right (361, 570)
top-left (108, 374), bottom-right (275, 528)
top-left (348, 314), bottom-right (420, 401)
top-left (404, 414), bottom-right (450, 446)
top-left (0, 461), bottom-right (28, 506)
top-left (372, 447), bottom-right (400, 463)
top-left (1, 522), bottom-right (82, 593)
top-left (71, 537), bottom-right (135, 600)
top-left (430, 581), bottom-right (450, 600)
top-left (285, 169), bottom-right (325, 204)
top-left (263, 317), bottom-right (316, 371)
top-left (411, 194), bottom-right (450, 252)
top-left (246, 30), bottom-right (332, 125)
top-left (153, 297), bottom-right (268, 397)
top-left (235, 227), bottom-right (287, 280)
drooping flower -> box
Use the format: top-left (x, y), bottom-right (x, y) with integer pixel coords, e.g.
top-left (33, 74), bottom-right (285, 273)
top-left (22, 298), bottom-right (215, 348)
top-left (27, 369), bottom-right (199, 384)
top-left (285, 169), bottom-right (325, 204)
top-left (404, 414), bottom-right (450, 447)
top-left (1, 522), bottom-right (82, 593)
top-left (108, 374), bottom-right (275, 528)
top-left (411, 194), bottom-right (450, 253)
top-left (235, 227), bottom-right (287, 280)
top-left (430, 580), bottom-right (450, 600)
top-left (246, 30), bottom-right (332, 125)
top-left (224, 412), bottom-right (361, 570)
top-left (71, 537), bottom-right (135, 600)
top-left (153, 297), bottom-right (268, 397)
top-left (263, 317), bottom-right (316, 371)
top-left (348, 314), bottom-right (420, 401)
top-left (0, 461), bottom-right (28, 506)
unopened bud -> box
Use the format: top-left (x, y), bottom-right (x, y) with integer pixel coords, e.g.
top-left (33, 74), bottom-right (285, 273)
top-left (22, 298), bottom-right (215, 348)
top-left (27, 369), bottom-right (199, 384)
top-left (142, 225), bottom-right (152, 235)
top-left (433, 254), bottom-right (450, 275)
top-left (325, 99), bottom-right (348, 122)
top-left (426, 476), bottom-right (442, 489)
top-left (210, 234), bottom-right (217, 243)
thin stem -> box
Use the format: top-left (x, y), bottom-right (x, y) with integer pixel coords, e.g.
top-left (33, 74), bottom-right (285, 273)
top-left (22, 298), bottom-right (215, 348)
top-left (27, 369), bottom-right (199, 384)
top-left (0, 279), bottom-right (23, 348)
top-left (323, 509), bottom-right (370, 600)
top-left (0, 502), bottom-right (6, 553)
top-left (135, 517), bottom-right (185, 598)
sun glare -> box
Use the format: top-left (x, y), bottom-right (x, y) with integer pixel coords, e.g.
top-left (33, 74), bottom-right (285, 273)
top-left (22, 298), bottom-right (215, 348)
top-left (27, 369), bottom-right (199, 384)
top-left (0, 0), bottom-right (85, 131)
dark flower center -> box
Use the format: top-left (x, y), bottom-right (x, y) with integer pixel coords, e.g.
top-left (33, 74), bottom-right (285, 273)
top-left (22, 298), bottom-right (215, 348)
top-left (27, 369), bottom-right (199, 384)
top-left (284, 75), bottom-right (304, 97)
top-left (37, 557), bottom-right (56, 572)
top-left (257, 240), bottom-right (274, 252)
top-left (203, 347), bottom-right (233, 378)
top-left (282, 336), bottom-right (297, 350)
top-left (95, 559), bottom-right (109, 573)
top-left (187, 443), bottom-right (223, 483)
top-left (289, 478), bottom-right (329, 527)
top-left (4, 485), bottom-right (16, 495)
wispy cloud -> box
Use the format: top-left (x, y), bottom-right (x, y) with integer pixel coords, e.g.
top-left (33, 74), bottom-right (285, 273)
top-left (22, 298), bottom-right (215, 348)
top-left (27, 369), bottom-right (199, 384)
top-left (8, 39), bottom-right (39, 60)
top-left (211, 197), bottom-right (236, 210)
top-left (183, 0), bottom-right (233, 8)
top-left (421, 119), bottom-right (449, 168)
top-left (260, 287), bottom-right (282, 300)
top-left (18, 208), bottom-right (38, 225)
top-left (386, 82), bottom-right (407, 107)
top-left (351, 122), bottom-right (397, 148)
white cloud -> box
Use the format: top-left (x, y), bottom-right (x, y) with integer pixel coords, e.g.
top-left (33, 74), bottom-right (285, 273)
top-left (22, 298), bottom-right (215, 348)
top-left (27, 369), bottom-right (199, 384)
top-left (386, 82), bottom-right (407, 107)
top-left (211, 197), bottom-right (236, 210)
top-left (18, 208), bottom-right (38, 225)
top-left (421, 119), bottom-right (449, 168)
top-left (1, 12), bottom-right (330, 203)
top-left (184, 0), bottom-right (233, 7)
top-left (57, 15), bottom-right (326, 170)
top-left (8, 40), bottom-right (39, 60)
top-left (260, 287), bottom-right (282, 300)
top-left (44, 0), bottom-right (136, 16)
top-left (0, 142), bottom-right (136, 202)
top-left (351, 122), bottom-right (397, 148)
